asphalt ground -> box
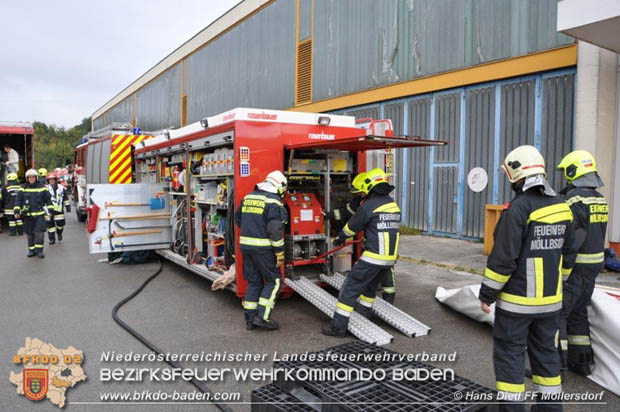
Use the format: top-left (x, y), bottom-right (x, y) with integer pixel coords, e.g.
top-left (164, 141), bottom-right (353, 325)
top-left (1, 215), bottom-right (618, 411)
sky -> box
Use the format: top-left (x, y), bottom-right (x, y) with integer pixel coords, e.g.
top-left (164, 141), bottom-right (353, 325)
top-left (0, 0), bottom-right (239, 128)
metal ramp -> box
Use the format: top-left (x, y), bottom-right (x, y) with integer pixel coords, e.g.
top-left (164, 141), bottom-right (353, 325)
top-left (320, 273), bottom-right (431, 337)
top-left (284, 277), bottom-right (393, 346)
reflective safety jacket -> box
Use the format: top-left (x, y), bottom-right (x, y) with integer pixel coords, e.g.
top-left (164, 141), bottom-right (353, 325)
top-left (17, 181), bottom-right (52, 217)
top-left (46, 183), bottom-right (69, 212)
top-left (234, 189), bottom-right (288, 254)
top-left (331, 194), bottom-right (363, 222)
top-left (479, 188), bottom-right (578, 316)
top-left (560, 185), bottom-right (607, 274)
top-left (2, 180), bottom-right (23, 214)
top-left (340, 193), bottom-right (401, 266)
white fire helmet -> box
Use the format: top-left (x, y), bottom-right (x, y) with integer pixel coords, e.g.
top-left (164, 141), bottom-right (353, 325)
top-left (261, 170), bottom-right (288, 196)
top-left (501, 145), bottom-right (546, 183)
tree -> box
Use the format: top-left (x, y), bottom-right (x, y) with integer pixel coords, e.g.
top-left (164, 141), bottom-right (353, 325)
top-left (34, 118), bottom-right (90, 170)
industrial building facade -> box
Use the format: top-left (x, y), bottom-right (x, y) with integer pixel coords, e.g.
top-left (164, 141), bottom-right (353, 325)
top-left (92, 0), bottom-right (618, 246)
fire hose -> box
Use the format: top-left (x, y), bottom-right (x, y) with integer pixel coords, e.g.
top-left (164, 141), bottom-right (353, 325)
top-left (111, 256), bottom-right (234, 412)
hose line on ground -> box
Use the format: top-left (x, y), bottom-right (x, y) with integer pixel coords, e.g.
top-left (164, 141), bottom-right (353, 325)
top-left (111, 256), bottom-right (235, 412)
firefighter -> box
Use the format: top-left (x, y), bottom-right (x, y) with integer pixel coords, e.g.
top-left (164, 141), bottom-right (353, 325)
top-left (478, 145), bottom-right (577, 412)
top-left (556, 150), bottom-right (608, 376)
top-left (321, 168), bottom-right (401, 337)
top-left (16, 169), bottom-right (52, 258)
top-left (37, 168), bottom-right (48, 186)
top-left (46, 171), bottom-right (70, 244)
top-left (2, 173), bottom-right (24, 236)
top-left (234, 170), bottom-right (288, 331)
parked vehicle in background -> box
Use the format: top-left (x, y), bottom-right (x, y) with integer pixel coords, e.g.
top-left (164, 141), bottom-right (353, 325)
top-left (0, 121), bottom-right (35, 183)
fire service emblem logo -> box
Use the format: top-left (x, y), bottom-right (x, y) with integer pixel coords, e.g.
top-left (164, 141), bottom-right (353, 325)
top-left (23, 369), bottom-right (48, 401)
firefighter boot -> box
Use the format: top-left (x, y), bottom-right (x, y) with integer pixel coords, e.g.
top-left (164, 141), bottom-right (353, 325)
top-left (27, 250), bottom-right (36, 257)
top-left (57, 231), bottom-right (63, 242)
top-left (382, 292), bottom-right (395, 304)
top-left (252, 317), bottom-right (280, 330)
top-left (244, 311), bottom-right (256, 330)
top-left (48, 235), bottom-right (55, 245)
top-left (321, 313), bottom-right (348, 337)
top-left (37, 249), bottom-right (45, 259)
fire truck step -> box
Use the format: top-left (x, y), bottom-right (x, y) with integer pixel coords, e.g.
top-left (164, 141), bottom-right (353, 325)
top-left (284, 277), bottom-right (393, 346)
top-left (319, 273), bottom-right (431, 337)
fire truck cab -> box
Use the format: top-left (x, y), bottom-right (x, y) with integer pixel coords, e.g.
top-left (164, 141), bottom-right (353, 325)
top-left (85, 108), bottom-right (444, 299)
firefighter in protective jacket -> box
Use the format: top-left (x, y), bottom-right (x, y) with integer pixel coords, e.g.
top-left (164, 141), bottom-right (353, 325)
top-left (2, 173), bottom-right (24, 236)
top-left (556, 150), bottom-right (607, 376)
top-left (234, 170), bottom-right (288, 331)
top-left (45, 171), bottom-right (71, 244)
top-left (322, 168), bottom-right (401, 337)
top-left (479, 145), bottom-right (577, 412)
top-left (16, 169), bottom-right (53, 258)
top-left (328, 171), bottom-right (397, 303)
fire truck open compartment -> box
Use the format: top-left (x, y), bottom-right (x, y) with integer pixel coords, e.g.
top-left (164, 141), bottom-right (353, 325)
top-left (87, 108), bottom-right (445, 300)
top-left (0, 122), bottom-right (35, 179)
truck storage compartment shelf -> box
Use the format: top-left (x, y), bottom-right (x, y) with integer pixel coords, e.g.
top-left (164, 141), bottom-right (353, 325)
top-left (157, 249), bottom-right (236, 292)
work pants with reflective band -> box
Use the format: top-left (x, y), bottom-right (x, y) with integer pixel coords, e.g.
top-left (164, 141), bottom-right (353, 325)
top-left (47, 208), bottom-right (65, 240)
top-left (381, 266), bottom-right (396, 303)
top-left (560, 267), bottom-right (599, 370)
top-left (494, 311), bottom-right (562, 412)
top-left (242, 251), bottom-right (281, 322)
top-left (331, 260), bottom-right (392, 331)
top-left (6, 210), bottom-right (23, 234)
top-left (24, 215), bottom-right (46, 254)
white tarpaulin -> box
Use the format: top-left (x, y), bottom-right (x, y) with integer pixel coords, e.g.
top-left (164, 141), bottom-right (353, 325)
top-left (435, 284), bottom-right (620, 396)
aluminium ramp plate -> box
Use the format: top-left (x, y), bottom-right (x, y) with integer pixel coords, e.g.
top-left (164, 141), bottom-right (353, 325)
top-left (157, 250), bottom-right (236, 292)
top-left (320, 273), bottom-right (431, 337)
top-left (284, 277), bottom-right (393, 346)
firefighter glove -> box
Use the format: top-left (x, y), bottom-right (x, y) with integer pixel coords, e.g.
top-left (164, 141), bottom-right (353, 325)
top-left (333, 235), bottom-right (346, 247)
top-left (275, 251), bottom-right (285, 268)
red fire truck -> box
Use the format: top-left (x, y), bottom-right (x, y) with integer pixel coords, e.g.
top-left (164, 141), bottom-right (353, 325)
top-left (0, 121), bottom-right (35, 181)
top-left (85, 108), bottom-right (444, 301)
top-left (72, 124), bottom-right (154, 222)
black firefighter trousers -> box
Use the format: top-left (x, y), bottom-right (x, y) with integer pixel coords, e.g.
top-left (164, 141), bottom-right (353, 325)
top-left (242, 251), bottom-right (282, 324)
top-left (331, 259), bottom-right (392, 331)
top-left (494, 311), bottom-right (562, 412)
top-left (23, 215), bottom-right (46, 255)
top-left (560, 267), bottom-right (599, 372)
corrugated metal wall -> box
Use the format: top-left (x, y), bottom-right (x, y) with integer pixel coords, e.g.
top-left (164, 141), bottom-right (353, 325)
top-left (135, 64), bottom-right (181, 131)
top-left (406, 97), bottom-right (431, 231)
top-left (311, 0), bottom-right (573, 101)
top-left (541, 73), bottom-right (575, 192)
top-left (183, 0), bottom-right (295, 126)
top-left (338, 69), bottom-right (575, 239)
top-left (463, 86), bottom-right (495, 238)
top-left (498, 79), bottom-right (536, 204)
top-left (106, 97), bottom-right (133, 125)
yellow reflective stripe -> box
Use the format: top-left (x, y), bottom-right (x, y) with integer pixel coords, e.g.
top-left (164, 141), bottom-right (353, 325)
top-left (575, 252), bottom-right (604, 264)
top-left (560, 267), bottom-right (572, 276)
top-left (343, 223), bottom-right (356, 236)
top-left (383, 287), bottom-right (396, 293)
top-left (496, 381), bottom-right (525, 393)
top-left (362, 250), bottom-right (397, 261)
top-left (29, 211), bottom-right (45, 216)
top-left (566, 196), bottom-right (607, 206)
top-left (336, 302), bottom-right (354, 313)
top-left (245, 194), bottom-right (282, 207)
top-left (568, 335), bottom-right (591, 345)
top-left (270, 238), bottom-right (284, 247)
top-left (527, 203), bottom-right (573, 224)
top-left (383, 232), bottom-right (390, 255)
top-left (333, 209), bottom-right (341, 220)
top-left (373, 202), bottom-right (400, 213)
top-left (243, 301), bottom-right (257, 310)
top-left (484, 267), bottom-right (511, 283)
top-left (532, 375), bottom-right (561, 386)
top-left (535, 257), bottom-right (544, 298)
top-left (394, 233), bottom-right (400, 256)
top-left (359, 295), bottom-right (375, 304)
top-left (258, 297), bottom-right (274, 309)
top-left (498, 291), bottom-right (562, 306)
top-left (239, 236), bottom-right (272, 246)
top-left (24, 188), bottom-right (48, 192)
